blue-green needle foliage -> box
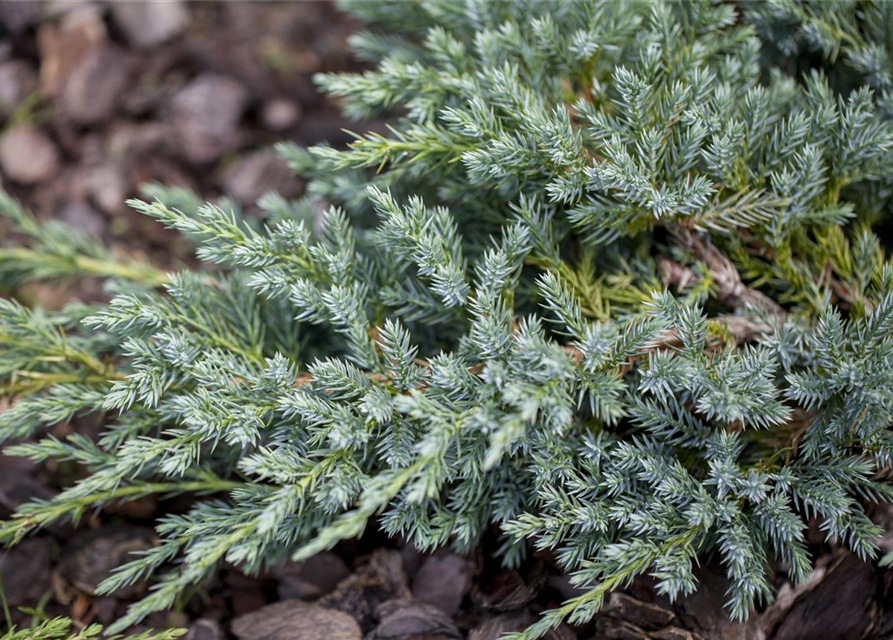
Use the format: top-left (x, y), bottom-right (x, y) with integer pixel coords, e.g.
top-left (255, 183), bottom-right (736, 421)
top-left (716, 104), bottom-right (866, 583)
top-left (2, 1), bottom-right (893, 636)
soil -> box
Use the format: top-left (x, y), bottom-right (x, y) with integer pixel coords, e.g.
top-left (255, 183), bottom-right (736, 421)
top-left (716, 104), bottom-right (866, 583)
top-left (0, 3), bottom-right (892, 640)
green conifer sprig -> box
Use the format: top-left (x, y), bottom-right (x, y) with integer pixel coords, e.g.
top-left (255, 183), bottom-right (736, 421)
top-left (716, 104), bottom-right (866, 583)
top-left (0, 618), bottom-right (182, 640)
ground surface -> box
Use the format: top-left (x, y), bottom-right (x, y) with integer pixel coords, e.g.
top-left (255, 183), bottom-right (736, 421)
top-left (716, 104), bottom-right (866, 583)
top-left (0, 3), bottom-right (892, 640)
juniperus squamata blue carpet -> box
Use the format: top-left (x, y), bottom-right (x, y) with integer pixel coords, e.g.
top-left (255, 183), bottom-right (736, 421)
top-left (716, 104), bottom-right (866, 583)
top-left (1, 1), bottom-right (893, 636)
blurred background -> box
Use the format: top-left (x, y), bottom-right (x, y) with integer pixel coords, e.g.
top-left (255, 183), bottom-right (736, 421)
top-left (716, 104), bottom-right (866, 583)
top-left (0, 0), bottom-right (375, 307)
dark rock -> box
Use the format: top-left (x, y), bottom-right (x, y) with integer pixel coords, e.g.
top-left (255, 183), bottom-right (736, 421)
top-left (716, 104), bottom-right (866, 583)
top-left (170, 73), bottom-right (248, 164)
top-left (0, 472), bottom-right (54, 518)
top-left (673, 566), bottom-right (748, 640)
top-left (399, 541), bottom-right (425, 580)
top-left (222, 148), bottom-right (295, 206)
top-left (368, 599), bottom-right (461, 640)
top-left (232, 589), bottom-right (267, 618)
top-left (225, 569), bottom-right (264, 590)
top-left (296, 113), bottom-right (357, 147)
top-left (473, 565), bottom-right (547, 612)
top-left (543, 624), bottom-right (577, 640)
top-left (110, 1), bottom-right (188, 49)
top-left (231, 600), bottom-right (362, 640)
top-left (102, 494), bottom-right (158, 520)
top-left (275, 552), bottom-right (350, 600)
top-left (548, 575), bottom-right (587, 601)
top-left (186, 619), bottom-right (225, 640)
top-left (469, 611), bottom-right (536, 640)
top-left (771, 554), bottom-right (877, 640)
top-left (754, 555), bottom-right (834, 638)
top-left (60, 525), bottom-right (156, 598)
top-left (319, 549), bottom-right (411, 631)
top-left (277, 577), bottom-right (322, 601)
top-left (0, 537), bottom-right (53, 607)
top-left (605, 593), bottom-right (675, 631)
top-left (107, 122), bottom-right (170, 157)
top-left (59, 44), bottom-right (129, 125)
top-left (874, 502), bottom-right (893, 560)
top-left (91, 596), bottom-right (120, 625)
top-left (86, 162), bottom-right (129, 215)
top-left (0, 60), bottom-right (37, 115)
top-left (411, 554), bottom-right (475, 617)
top-left (261, 98), bottom-right (302, 132)
top-left (590, 618), bottom-right (650, 640)
top-left (301, 551), bottom-right (350, 593)
top-left (274, 561), bottom-right (322, 600)
top-left (874, 561), bottom-right (893, 639)
top-left (0, 125), bottom-right (60, 184)
top-left (73, 130), bottom-right (105, 166)
top-left (874, 612), bottom-right (893, 639)
top-left (0, 451), bottom-right (36, 476)
top-left (651, 628), bottom-right (699, 640)
top-left (471, 611), bottom-right (573, 640)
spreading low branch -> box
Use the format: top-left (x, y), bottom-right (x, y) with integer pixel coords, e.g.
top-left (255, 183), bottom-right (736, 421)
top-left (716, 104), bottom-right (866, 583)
top-left (664, 225), bottom-right (788, 321)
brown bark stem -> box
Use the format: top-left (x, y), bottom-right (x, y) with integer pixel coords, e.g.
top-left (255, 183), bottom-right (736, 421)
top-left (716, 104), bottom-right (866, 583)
top-left (664, 225), bottom-right (788, 321)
